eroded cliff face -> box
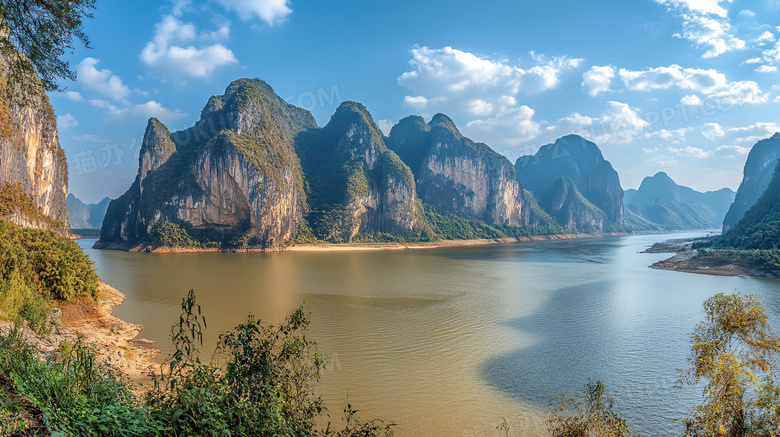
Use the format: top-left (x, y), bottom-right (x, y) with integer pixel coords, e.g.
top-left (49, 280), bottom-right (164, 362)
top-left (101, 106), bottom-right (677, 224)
top-left (0, 55), bottom-right (68, 233)
top-left (98, 79), bottom-right (314, 248)
top-left (722, 133), bottom-right (780, 231)
top-left (515, 134), bottom-right (623, 230)
top-left (387, 114), bottom-right (541, 226)
top-left (544, 176), bottom-right (606, 232)
top-left (296, 102), bottom-right (420, 241)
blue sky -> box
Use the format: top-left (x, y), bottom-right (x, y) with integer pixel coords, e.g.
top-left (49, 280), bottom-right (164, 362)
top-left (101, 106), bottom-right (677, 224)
top-left (51, 0), bottom-right (780, 203)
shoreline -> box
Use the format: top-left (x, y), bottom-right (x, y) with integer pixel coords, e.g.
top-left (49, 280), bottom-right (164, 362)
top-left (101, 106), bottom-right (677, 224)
top-left (0, 281), bottom-right (161, 381)
top-left (645, 237), bottom-right (779, 279)
top-left (94, 231), bottom-right (656, 254)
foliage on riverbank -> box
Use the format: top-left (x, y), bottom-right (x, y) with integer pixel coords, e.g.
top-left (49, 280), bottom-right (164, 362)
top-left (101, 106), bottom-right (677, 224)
top-left (0, 218), bottom-right (98, 332)
top-left (0, 291), bottom-right (394, 436)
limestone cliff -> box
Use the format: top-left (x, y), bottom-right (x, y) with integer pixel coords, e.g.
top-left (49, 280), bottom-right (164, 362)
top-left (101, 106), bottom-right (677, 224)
top-left (515, 134), bottom-right (623, 230)
top-left (722, 133), bottom-right (780, 231)
top-left (0, 54), bottom-right (68, 233)
top-left (386, 114), bottom-right (547, 227)
top-left (98, 79), bottom-right (315, 248)
top-left (544, 176), bottom-right (606, 232)
top-left (295, 102), bottom-right (421, 241)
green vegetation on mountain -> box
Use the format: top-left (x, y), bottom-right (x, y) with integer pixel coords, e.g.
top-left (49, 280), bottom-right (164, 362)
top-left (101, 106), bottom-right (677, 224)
top-left (723, 133), bottom-right (780, 231)
top-left (624, 172), bottom-right (735, 230)
top-left (516, 134), bottom-right (624, 229)
top-left (716, 162), bottom-right (780, 250)
top-left (0, 218), bottom-right (98, 331)
top-left (0, 182), bottom-right (64, 230)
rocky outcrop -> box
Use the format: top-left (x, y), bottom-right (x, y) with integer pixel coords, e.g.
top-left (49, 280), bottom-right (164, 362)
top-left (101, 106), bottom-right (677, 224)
top-left (98, 78), bottom-right (316, 248)
top-left (387, 114), bottom-right (545, 227)
top-left (296, 102), bottom-right (421, 241)
top-left (515, 134), bottom-right (623, 230)
top-left (0, 54), bottom-right (68, 233)
top-left (722, 133), bottom-right (780, 231)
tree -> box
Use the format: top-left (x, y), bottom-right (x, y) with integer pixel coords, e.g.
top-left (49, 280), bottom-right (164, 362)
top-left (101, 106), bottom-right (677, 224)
top-left (0, 0), bottom-right (96, 91)
top-left (547, 380), bottom-right (638, 437)
top-left (680, 292), bottom-right (780, 437)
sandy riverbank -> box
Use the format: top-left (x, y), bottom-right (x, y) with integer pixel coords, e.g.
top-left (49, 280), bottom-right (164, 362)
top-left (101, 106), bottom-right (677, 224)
top-left (102, 231), bottom-right (633, 254)
top-left (0, 281), bottom-right (161, 380)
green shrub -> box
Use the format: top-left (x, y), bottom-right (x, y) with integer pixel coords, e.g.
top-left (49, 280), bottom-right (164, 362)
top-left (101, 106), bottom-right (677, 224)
top-left (0, 218), bottom-right (98, 329)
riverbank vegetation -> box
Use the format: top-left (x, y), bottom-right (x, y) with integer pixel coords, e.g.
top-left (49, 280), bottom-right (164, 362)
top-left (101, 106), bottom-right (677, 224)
top-left (0, 218), bottom-right (98, 332)
top-left (0, 290), bottom-right (393, 436)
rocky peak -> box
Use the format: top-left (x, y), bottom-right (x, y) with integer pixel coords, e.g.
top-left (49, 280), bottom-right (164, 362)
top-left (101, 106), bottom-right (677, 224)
top-left (326, 101), bottom-right (386, 171)
top-left (429, 113), bottom-right (462, 138)
top-left (386, 115), bottom-right (431, 174)
top-left (138, 118), bottom-right (175, 192)
top-left (516, 134), bottom-right (623, 225)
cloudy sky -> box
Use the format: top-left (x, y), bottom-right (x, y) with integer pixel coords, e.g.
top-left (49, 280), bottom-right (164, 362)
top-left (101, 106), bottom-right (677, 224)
top-left (52, 0), bottom-right (780, 203)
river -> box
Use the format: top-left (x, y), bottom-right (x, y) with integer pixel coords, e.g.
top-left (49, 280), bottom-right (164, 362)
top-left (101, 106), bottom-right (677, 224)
top-left (78, 231), bottom-right (780, 436)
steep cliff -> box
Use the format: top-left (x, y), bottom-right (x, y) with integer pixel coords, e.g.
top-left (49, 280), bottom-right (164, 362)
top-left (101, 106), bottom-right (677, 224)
top-left (717, 161), bottom-right (780, 249)
top-left (624, 172), bottom-right (735, 230)
top-left (515, 134), bottom-right (623, 230)
top-left (386, 114), bottom-right (547, 227)
top-left (0, 54), bottom-right (68, 233)
top-left (98, 78), bottom-right (315, 249)
top-left (722, 133), bottom-right (780, 231)
top-left (544, 176), bottom-right (607, 232)
top-left (295, 102), bottom-right (421, 241)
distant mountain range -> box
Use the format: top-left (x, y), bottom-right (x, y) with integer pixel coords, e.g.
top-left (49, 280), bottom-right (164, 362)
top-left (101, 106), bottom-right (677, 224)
top-left (623, 172), bottom-right (735, 230)
top-left (67, 194), bottom-right (110, 229)
top-left (94, 77), bottom-right (753, 250)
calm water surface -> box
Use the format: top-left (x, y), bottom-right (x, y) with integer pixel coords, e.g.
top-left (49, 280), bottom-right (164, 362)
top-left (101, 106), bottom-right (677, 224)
top-left (79, 232), bottom-right (780, 436)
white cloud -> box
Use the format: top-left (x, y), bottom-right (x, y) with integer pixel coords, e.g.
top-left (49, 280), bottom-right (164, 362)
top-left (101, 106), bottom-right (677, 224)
top-left (716, 144), bottom-right (750, 157)
top-left (554, 101), bottom-right (650, 145)
top-left (680, 94), bottom-right (702, 105)
top-left (667, 145), bottom-right (713, 158)
top-left (738, 9), bottom-right (756, 18)
top-left (725, 122), bottom-right (780, 144)
top-left (377, 119), bottom-right (394, 136)
top-left (745, 57), bottom-right (762, 64)
top-left (646, 127), bottom-right (692, 143)
top-left (465, 105), bottom-right (540, 146)
top-left (680, 14), bottom-right (745, 59)
top-left (757, 65), bottom-right (778, 73)
top-left (75, 58), bottom-right (131, 101)
top-left (84, 98), bottom-right (187, 124)
top-left (140, 15), bottom-right (237, 79)
top-left (618, 65), bottom-right (727, 93)
top-left (655, 0), bottom-right (730, 18)
top-left (57, 113), bottom-right (77, 129)
top-left (757, 31), bottom-right (776, 43)
top-left (398, 46), bottom-right (581, 146)
top-left (128, 101), bottom-right (188, 123)
top-left (617, 65), bottom-right (767, 105)
top-left (399, 46), bottom-right (581, 102)
top-left (64, 91), bottom-right (84, 102)
top-left (582, 66), bottom-right (615, 96)
top-left (217, 0), bottom-right (291, 25)
top-left (709, 80), bottom-right (768, 104)
top-left (701, 122), bottom-right (725, 139)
